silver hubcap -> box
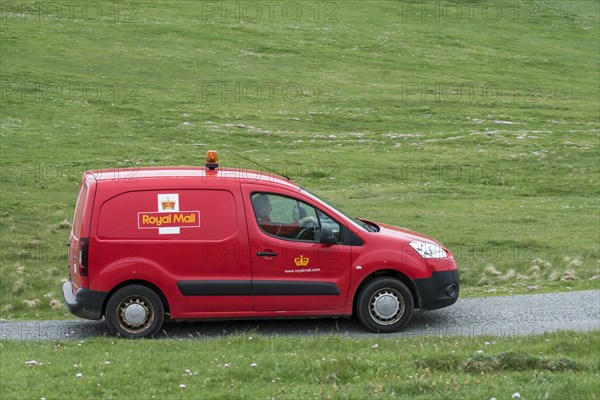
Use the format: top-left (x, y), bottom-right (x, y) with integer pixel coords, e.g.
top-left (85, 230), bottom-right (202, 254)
top-left (118, 297), bottom-right (153, 332)
top-left (123, 303), bottom-right (146, 326)
top-left (369, 289), bottom-right (404, 325)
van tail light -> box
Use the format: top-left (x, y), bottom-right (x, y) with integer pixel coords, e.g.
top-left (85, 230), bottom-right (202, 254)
top-left (66, 239), bottom-right (71, 270)
top-left (78, 238), bottom-right (89, 277)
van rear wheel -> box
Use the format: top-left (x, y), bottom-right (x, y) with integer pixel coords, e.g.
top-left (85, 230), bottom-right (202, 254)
top-left (356, 277), bottom-right (414, 333)
top-left (105, 285), bottom-right (164, 338)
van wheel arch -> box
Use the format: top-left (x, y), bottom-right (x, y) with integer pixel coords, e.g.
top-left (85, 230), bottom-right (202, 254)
top-left (103, 280), bottom-right (170, 318)
top-left (353, 270), bottom-right (421, 313)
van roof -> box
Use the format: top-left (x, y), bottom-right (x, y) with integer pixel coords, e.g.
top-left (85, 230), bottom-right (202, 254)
top-left (84, 167), bottom-right (298, 188)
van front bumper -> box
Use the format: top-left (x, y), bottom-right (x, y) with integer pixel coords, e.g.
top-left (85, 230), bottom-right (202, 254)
top-left (63, 280), bottom-right (107, 320)
top-left (414, 269), bottom-right (460, 310)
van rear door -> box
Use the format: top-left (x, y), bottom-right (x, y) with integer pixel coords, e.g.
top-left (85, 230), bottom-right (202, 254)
top-left (68, 176), bottom-right (94, 293)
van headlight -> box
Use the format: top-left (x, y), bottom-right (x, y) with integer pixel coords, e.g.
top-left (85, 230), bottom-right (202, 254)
top-left (409, 241), bottom-right (448, 259)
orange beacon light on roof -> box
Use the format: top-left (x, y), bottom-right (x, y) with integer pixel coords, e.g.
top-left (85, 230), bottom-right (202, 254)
top-left (205, 150), bottom-right (219, 169)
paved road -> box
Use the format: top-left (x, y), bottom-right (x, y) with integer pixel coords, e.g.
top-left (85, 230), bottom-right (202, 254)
top-left (1, 290), bottom-right (599, 340)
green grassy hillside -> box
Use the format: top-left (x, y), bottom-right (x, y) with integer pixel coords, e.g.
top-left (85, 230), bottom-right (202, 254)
top-left (1, 0), bottom-right (598, 318)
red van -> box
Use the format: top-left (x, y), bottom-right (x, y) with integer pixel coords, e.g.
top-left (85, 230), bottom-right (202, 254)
top-left (63, 151), bottom-right (459, 338)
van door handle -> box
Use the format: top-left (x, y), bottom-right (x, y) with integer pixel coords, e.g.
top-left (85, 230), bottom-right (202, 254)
top-left (256, 251), bottom-right (278, 257)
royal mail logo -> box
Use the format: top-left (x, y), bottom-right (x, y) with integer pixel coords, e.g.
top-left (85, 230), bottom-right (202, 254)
top-left (161, 197), bottom-right (176, 210)
top-left (294, 255), bottom-right (309, 267)
top-left (138, 193), bottom-right (200, 235)
top-left (138, 211), bottom-right (200, 228)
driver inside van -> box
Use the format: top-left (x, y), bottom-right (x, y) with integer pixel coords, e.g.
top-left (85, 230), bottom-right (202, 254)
top-left (252, 193), bottom-right (317, 238)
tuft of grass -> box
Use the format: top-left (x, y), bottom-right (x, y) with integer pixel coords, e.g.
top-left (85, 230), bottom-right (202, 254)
top-left (21, 299), bottom-right (40, 309)
top-left (416, 350), bottom-right (590, 374)
top-left (11, 280), bottom-right (26, 295)
top-left (484, 265), bottom-right (503, 277)
top-left (460, 351), bottom-right (589, 373)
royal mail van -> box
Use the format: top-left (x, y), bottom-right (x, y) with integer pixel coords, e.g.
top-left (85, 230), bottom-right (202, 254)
top-left (63, 151), bottom-right (459, 338)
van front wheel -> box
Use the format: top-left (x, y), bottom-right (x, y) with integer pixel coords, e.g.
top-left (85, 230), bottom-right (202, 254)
top-left (105, 285), bottom-right (164, 338)
top-left (356, 278), bottom-right (414, 333)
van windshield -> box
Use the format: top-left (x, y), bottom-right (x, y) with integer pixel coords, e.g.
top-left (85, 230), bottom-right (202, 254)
top-left (300, 188), bottom-right (369, 232)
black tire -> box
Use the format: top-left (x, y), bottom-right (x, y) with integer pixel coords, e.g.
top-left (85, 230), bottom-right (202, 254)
top-left (356, 277), bottom-right (414, 333)
top-left (105, 285), bottom-right (164, 338)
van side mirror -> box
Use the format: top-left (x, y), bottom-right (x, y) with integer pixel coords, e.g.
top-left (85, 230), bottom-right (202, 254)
top-left (319, 225), bottom-right (337, 245)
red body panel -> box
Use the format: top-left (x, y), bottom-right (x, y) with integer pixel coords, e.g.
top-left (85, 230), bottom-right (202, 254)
top-left (66, 166), bottom-right (458, 321)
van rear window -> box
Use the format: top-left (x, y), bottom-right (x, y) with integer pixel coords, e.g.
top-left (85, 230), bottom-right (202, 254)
top-left (72, 183), bottom-right (88, 238)
top-left (96, 189), bottom-right (238, 240)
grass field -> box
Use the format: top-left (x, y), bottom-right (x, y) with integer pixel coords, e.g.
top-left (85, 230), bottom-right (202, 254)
top-left (2, 0), bottom-right (598, 319)
top-left (1, 1), bottom-right (599, 398)
top-left (1, 331), bottom-right (599, 399)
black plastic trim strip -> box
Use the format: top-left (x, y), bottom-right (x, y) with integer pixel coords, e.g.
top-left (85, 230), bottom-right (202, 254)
top-left (177, 280), bottom-right (340, 296)
top-left (253, 280), bottom-right (340, 296)
top-left (178, 280), bottom-right (251, 296)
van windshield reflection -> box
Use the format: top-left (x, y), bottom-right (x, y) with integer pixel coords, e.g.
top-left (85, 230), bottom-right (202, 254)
top-left (300, 188), bottom-right (368, 231)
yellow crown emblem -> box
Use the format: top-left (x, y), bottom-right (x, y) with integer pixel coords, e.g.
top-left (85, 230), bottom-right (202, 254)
top-left (161, 197), bottom-right (176, 210)
top-left (294, 255), bottom-right (309, 267)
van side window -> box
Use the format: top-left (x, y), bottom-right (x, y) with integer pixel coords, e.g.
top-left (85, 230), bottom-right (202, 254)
top-left (251, 193), bottom-right (340, 242)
